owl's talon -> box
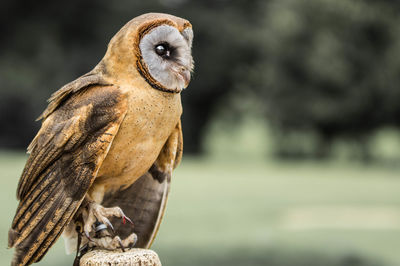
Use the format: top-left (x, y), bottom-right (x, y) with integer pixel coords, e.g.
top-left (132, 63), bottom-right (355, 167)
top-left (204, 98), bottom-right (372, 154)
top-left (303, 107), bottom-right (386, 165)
top-left (84, 231), bottom-right (93, 242)
top-left (116, 236), bottom-right (125, 252)
top-left (86, 233), bottom-right (137, 251)
top-left (122, 215), bottom-right (133, 226)
top-left (129, 233), bottom-right (138, 248)
top-left (83, 202), bottom-right (130, 238)
top-left (116, 208), bottom-right (133, 226)
top-left (102, 217), bottom-right (114, 232)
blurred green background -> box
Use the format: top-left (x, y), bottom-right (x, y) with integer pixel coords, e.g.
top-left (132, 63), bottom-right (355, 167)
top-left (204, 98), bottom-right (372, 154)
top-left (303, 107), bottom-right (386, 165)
top-left (1, 0), bottom-right (400, 265)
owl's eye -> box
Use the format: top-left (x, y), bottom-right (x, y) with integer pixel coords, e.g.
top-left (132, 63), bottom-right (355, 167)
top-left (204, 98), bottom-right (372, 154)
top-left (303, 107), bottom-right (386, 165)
top-left (155, 43), bottom-right (171, 58)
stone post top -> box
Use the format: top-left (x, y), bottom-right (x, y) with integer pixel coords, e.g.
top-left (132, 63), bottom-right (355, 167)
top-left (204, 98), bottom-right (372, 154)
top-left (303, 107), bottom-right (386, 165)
top-left (80, 248), bottom-right (162, 266)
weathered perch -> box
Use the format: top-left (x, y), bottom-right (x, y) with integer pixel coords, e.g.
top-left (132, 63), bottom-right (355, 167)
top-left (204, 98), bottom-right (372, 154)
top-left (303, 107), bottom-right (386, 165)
top-left (79, 248), bottom-right (162, 266)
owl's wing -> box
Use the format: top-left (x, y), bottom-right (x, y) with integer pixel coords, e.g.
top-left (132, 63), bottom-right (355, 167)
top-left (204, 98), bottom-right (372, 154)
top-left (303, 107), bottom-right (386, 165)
top-left (8, 76), bottom-right (127, 266)
top-left (102, 120), bottom-right (183, 248)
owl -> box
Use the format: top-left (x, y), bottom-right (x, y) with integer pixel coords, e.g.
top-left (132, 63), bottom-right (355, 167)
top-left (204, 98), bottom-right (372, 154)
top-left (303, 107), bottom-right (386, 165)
top-left (8, 13), bottom-right (193, 266)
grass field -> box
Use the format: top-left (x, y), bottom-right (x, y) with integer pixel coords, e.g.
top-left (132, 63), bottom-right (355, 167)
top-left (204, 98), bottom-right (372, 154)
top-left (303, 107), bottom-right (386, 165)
top-left (1, 151), bottom-right (399, 266)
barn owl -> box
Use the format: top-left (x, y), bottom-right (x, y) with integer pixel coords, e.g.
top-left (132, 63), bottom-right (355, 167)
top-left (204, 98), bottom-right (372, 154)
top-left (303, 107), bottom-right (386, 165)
top-left (8, 13), bottom-right (193, 266)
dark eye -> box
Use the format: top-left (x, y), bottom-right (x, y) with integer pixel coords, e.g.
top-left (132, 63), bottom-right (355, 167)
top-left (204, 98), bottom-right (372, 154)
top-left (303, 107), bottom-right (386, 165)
top-left (155, 43), bottom-right (170, 58)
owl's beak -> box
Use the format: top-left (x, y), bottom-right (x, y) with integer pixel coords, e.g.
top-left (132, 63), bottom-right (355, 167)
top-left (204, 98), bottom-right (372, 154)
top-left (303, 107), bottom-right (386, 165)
top-left (179, 69), bottom-right (191, 88)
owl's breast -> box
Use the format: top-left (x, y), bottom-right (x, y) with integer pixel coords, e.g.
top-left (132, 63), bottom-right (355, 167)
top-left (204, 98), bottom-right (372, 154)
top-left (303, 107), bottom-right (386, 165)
top-left (92, 86), bottom-right (182, 196)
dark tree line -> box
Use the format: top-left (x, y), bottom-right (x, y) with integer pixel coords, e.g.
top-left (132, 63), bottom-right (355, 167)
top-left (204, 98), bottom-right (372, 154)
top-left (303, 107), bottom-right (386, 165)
top-left (1, 0), bottom-right (400, 158)
top-left (251, 0), bottom-right (400, 159)
top-left (0, 0), bottom-right (263, 153)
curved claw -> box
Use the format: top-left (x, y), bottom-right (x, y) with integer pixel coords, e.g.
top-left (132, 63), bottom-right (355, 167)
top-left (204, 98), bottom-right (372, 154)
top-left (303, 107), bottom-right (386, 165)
top-left (130, 233), bottom-right (138, 248)
top-left (122, 215), bottom-right (134, 226)
top-left (119, 209), bottom-right (134, 226)
top-left (116, 236), bottom-right (125, 252)
top-left (102, 217), bottom-right (114, 233)
top-left (85, 231), bottom-right (93, 242)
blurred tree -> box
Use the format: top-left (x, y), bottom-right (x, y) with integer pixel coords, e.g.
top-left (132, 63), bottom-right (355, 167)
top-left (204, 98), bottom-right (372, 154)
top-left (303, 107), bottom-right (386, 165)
top-left (0, 0), bottom-right (263, 153)
top-left (2, 0), bottom-right (400, 160)
top-left (239, 0), bottom-right (400, 160)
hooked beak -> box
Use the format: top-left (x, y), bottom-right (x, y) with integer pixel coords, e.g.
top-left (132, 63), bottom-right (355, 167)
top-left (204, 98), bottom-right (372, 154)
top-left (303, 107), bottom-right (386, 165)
top-left (179, 69), bottom-right (191, 88)
top-left (172, 64), bottom-right (192, 90)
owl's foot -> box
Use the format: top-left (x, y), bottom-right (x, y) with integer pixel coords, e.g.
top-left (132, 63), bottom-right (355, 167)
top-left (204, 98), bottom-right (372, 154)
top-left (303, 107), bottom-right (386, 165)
top-left (83, 202), bottom-right (133, 239)
top-left (88, 230), bottom-right (138, 251)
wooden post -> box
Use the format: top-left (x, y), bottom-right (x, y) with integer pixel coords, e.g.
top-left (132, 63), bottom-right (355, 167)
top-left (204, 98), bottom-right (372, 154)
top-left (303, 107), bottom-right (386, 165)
top-left (79, 248), bottom-right (162, 266)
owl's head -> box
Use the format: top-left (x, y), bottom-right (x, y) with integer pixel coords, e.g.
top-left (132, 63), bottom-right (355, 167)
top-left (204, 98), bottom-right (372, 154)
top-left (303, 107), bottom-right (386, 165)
top-left (100, 13), bottom-right (194, 93)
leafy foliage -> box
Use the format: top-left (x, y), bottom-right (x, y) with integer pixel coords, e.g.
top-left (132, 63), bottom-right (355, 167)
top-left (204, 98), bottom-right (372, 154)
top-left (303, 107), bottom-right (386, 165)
top-left (240, 0), bottom-right (400, 158)
top-left (2, 0), bottom-right (400, 158)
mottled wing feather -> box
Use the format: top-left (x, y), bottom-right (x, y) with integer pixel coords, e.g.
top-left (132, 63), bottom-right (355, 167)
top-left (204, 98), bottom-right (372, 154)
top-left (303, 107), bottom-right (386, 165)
top-left (103, 172), bottom-right (169, 248)
top-left (173, 120), bottom-right (183, 169)
top-left (102, 120), bottom-right (183, 248)
top-left (37, 68), bottom-right (110, 121)
top-left (9, 84), bottom-right (127, 266)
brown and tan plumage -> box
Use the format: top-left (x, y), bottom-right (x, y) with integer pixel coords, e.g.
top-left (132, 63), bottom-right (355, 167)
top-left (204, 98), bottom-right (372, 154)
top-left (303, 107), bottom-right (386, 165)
top-left (8, 13), bottom-right (192, 266)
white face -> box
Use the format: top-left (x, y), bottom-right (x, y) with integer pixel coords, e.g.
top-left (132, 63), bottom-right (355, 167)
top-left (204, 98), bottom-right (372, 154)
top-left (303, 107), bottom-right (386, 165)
top-left (139, 25), bottom-right (194, 91)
